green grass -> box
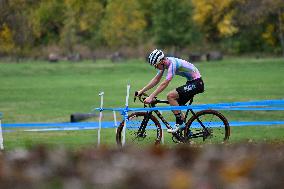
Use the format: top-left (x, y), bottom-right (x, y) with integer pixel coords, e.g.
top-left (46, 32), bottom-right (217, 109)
top-left (3, 126), bottom-right (284, 150)
top-left (3, 129), bottom-right (115, 150)
top-left (0, 57), bottom-right (284, 150)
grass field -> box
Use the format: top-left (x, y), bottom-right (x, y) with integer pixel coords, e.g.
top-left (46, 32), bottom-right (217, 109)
top-left (0, 57), bottom-right (284, 150)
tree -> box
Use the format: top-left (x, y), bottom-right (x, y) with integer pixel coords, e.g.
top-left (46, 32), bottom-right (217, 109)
top-left (29, 0), bottom-right (65, 45)
top-left (0, 0), bottom-right (38, 55)
top-left (152, 0), bottom-right (200, 53)
top-left (192, 0), bottom-right (238, 42)
top-left (192, 0), bottom-right (284, 55)
top-left (0, 23), bottom-right (15, 55)
top-left (61, 0), bottom-right (104, 53)
top-left (138, 0), bottom-right (155, 34)
top-left (233, 0), bottom-right (284, 55)
top-left (100, 0), bottom-right (146, 47)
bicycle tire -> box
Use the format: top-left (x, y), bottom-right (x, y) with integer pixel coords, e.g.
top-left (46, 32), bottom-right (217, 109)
top-left (184, 110), bottom-right (230, 144)
top-left (116, 112), bottom-right (162, 147)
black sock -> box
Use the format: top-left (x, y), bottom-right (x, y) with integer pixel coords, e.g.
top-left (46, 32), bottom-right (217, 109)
top-left (174, 112), bottom-right (184, 125)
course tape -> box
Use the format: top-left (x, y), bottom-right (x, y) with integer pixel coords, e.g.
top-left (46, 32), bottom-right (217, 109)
top-left (2, 120), bottom-right (284, 131)
top-left (95, 99), bottom-right (284, 112)
top-left (2, 122), bottom-right (114, 128)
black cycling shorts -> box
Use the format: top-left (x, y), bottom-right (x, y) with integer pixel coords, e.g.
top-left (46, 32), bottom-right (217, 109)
top-left (176, 78), bottom-right (204, 105)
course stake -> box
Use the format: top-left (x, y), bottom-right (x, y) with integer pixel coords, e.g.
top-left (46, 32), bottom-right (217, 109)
top-left (0, 113), bottom-right (3, 150)
top-left (98, 92), bottom-right (104, 147)
top-left (122, 84), bottom-right (130, 146)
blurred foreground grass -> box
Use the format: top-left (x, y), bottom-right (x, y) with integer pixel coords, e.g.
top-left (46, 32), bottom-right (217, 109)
top-left (0, 143), bottom-right (283, 189)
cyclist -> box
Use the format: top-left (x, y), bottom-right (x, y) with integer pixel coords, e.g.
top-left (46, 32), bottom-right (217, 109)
top-left (136, 49), bottom-right (204, 133)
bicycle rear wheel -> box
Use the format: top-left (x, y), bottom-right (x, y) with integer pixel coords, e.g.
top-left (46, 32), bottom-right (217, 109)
top-left (184, 110), bottom-right (230, 144)
top-left (116, 112), bottom-right (162, 147)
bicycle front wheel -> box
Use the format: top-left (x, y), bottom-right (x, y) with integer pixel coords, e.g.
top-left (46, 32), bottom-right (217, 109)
top-left (116, 112), bottom-right (162, 147)
top-left (184, 110), bottom-right (230, 144)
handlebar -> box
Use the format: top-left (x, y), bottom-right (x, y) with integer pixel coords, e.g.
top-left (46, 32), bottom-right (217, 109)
top-left (134, 91), bottom-right (147, 103)
top-left (134, 91), bottom-right (169, 106)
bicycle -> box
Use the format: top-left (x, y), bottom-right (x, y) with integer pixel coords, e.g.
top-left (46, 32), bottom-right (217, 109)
top-left (116, 93), bottom-right (230, 146)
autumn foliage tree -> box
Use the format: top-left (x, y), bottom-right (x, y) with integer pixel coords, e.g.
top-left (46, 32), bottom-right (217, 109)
top-left (192, 0), bottom-right (284, 54)
top-left (0, 24), bottom-right (15, 55)
top-left (152, 0), bottom-right (199, 53)
top-left (100, 0), bottom-right (146, 47)
top-left (0, 0), bottom-right (37, 55)
top-left (0, 0), bottom-right (284, 57)
top-left (192, 0), bottom-right (238, 41)
top-left (60, 0), bottom-right (104, 53)
top-left (29, 0), bottom-right (65, 45)
top-left (233, 0), bottom-right (284, 54)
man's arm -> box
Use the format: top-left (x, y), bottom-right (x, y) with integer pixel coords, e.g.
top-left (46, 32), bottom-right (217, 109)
top-left (144, 78), bottom-right (171, 104)
top-left (149, 79), bottom-right (171, 99)
top-left (138, 70), bottom-right (164, 95)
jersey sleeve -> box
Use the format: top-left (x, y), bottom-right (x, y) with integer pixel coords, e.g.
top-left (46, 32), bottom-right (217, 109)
top-left (166, 60), bottom-right (176, 81)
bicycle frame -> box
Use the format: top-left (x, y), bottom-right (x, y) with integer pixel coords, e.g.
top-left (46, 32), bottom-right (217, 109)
top-left (140, 99), bottom-right (211, 141)
top-left (133, 93), bottom-right (212, 141)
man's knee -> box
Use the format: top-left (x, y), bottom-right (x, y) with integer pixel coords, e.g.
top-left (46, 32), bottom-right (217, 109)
top-left (167, 91), bottom-right (178, 100)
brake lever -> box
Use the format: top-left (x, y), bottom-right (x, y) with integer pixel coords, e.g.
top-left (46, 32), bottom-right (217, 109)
top-left (134, 91), bottom-right (139, 102)
top-left (134, 91), bottom-right (150, 103)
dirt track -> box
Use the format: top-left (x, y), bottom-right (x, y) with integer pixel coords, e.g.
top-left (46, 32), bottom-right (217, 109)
top-left (0, 144), bottom-right (283, 189)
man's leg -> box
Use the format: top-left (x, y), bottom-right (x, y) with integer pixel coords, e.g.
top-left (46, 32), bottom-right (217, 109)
top-left (167, 78), bottom-right (204, 133)
top-left (167, 90), bottom-right (185, 132)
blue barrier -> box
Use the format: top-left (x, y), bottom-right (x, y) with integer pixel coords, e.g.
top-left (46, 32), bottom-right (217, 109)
top-left (2, 120), bottom-right (284, 132)
top-left (1, 99), bottom-right (284, 132)
top-left (95, 99), bottom-right (284, 112)
top-left (2, 122), bottom-right (115, 128)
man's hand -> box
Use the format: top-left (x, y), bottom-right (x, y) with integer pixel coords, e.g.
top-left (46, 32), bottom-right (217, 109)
top-left (135, 90), bottom-right (143, 97)
top-left (144, 96), bottom-right (153, 104)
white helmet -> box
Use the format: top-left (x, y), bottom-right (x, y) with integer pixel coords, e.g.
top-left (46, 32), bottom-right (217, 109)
top-left (148, 49), bottom-right (164, 66)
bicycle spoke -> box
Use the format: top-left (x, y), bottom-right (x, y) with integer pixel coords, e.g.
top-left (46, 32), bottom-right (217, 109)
top-left (186, 110), bottom-right (230, 144)
top-left (116, 112), bottom-right (162, 146)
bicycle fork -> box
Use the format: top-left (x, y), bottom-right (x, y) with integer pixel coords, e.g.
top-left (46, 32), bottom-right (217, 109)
top-left (137, 112), bottom-right (152, 138)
